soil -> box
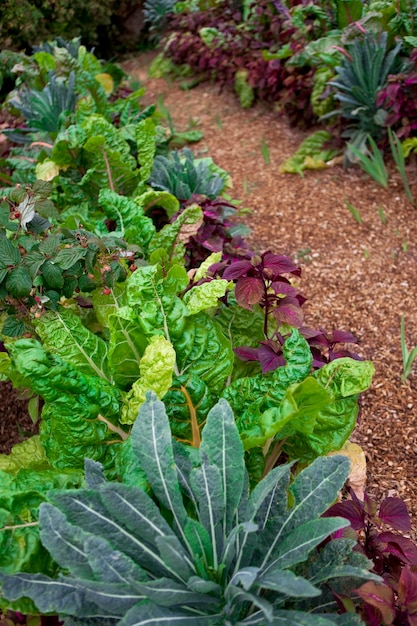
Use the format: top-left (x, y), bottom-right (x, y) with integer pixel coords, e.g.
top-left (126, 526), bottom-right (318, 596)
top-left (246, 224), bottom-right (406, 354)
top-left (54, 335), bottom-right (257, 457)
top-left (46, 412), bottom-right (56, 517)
top-left (2, 50), bottom-right (417, 538)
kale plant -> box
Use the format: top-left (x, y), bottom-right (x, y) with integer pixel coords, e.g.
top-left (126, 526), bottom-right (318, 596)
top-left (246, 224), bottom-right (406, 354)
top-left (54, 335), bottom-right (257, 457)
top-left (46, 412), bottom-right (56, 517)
top-left (149, 148), bottom-right (227, 200)
top-left (324, 32), bottom-right (405, 156)
top-left (0, 393), bottom-right (377, 624)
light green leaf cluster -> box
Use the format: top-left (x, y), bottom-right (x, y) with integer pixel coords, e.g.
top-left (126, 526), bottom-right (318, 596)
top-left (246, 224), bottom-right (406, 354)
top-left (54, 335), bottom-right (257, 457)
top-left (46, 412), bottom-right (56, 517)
top-left (280, 131), bottom-right (338, 175)
top-left (121, 336), bottom-right (176, 424)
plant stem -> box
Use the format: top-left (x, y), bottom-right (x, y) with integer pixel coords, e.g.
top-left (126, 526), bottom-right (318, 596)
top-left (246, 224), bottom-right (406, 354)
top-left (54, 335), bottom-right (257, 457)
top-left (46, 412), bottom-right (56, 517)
top-left (96, 414), bottom-right (129, 441)
top-left (101, 147), bottom-right (115, 192)
top-left (262, 438), bottom-right (286, 477)
top-left (0, 521), bottom-right (39, 531)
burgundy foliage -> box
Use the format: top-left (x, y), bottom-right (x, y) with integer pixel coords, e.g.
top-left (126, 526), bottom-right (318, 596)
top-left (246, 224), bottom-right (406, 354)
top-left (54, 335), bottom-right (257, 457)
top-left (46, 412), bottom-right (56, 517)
top-left (377, 50), bottom-right (417, 139)
top-left (211, 250), bottom-right (359, 372)
top-left (165, 0), bottom-right (318, 127)
top-left (181, 195), bottom-right (253, 269)
top-left (324, 489), bottom-right (417, 625)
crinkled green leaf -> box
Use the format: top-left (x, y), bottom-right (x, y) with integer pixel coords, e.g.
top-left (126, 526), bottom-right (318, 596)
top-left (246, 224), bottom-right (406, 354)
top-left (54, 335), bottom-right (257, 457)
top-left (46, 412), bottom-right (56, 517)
top-left (107, 307), bottom-right (148, 389)
top-left (126, 264), bottom-right (233, 394)
top-left (176, 314), bottom-right (234, 395)
top-left (98, 189), bottom-right (155, 250)
top-left (34, 308), bottom-right (111, 383)
top-left (136, 117), bottom-right (156, 188)
top-left (135, 189), bottom-right (179, 219)
top-left (163, 373), bottom-right (213, 447)
top-left (222, 330), bottom-right (312, 449)
top-left (183, 279), bottom-right (229, 315)
top-left (0, 436), bottom-right (47, 473)
top-left (7, 339), bottom-right (123, 472)
top-left (147, 204), bottom-right (203, 262)
top-left (121, 335), bottom-right (176, 424)
top-left (284, 358), bottom-right (375, 461)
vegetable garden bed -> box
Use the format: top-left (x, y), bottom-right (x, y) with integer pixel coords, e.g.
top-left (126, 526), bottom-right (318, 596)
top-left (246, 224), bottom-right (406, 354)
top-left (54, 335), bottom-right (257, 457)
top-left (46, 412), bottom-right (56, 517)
top-left (0, 35), bottom-right (417, 625)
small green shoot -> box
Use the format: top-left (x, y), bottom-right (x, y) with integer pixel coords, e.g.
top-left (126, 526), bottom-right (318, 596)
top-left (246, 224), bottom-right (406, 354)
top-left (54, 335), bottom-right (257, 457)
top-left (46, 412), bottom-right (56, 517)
top-left (403, 240), bottom-right (408, 252)
top-left (363, 248), bottom-right (370, 259)
top-left (347, 135), bottom-right (388, 189)
top-left (377, 205), bottom-right (387, 224)
top-left (400, 315), bottom-right (417, 381)
top-left (261, 136), bottom-right (270, 165)
top-left (296, 247), bottom-right (312, 263)
top-left (345, 199), bottom-right (362, 224)
top-left (388, 127), bottom-right (415, 205)
top-left (215, 114), bottom-right (223, 130)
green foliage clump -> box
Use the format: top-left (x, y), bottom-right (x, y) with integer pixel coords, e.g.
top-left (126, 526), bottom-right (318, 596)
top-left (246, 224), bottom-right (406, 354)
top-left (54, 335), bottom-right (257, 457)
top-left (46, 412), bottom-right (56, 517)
top-left (280, 131), bottom-right (338, 175)
top-left (0, 393), bottom-right (377, 623)
top-left (234, 69), bottom-right (255, 109)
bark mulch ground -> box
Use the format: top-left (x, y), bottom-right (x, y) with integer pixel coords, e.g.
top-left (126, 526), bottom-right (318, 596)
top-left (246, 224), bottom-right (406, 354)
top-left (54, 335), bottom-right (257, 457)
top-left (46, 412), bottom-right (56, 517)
top-left (1, 50), bottom-right (417, 539)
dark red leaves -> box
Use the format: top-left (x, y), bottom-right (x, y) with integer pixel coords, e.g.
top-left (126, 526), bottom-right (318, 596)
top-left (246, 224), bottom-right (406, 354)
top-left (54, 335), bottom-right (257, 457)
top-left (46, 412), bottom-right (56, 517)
top-left (379, 497), bottom-right (412, 533)
top-left (235, 276), bottom-right (264, 309)
top-left (223, 260), bottom-right (254, 280)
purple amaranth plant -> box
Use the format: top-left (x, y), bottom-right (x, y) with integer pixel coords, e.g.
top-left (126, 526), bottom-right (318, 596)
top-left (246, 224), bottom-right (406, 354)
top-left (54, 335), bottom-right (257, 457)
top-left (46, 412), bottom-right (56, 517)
top-left (324, 489), bottom-right (417, 625)
top-left (213, 251), bottom-right (360, 372)
top-left (377, 51), bottom-right (417, 139)
top-left (182, 195), bottom-right (252, 268)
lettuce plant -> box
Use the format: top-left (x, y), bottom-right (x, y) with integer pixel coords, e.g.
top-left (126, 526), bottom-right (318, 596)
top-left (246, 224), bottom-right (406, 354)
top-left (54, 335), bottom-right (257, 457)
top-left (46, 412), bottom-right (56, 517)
top-left (0, 393), bottom-right (378, 624)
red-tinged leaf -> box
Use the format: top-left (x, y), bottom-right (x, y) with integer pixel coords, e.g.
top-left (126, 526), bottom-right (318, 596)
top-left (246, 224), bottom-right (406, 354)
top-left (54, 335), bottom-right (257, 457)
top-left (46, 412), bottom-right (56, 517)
top-left (274, 302), bottom-right (304, 328)
top-left (223, 260), bottom-right (253, 280)
top-left (261, 251), bottom-right (300, 276)
top-left (378, 532), bottom-right (417, 565)
top-left (258, 342), bottom-right (285, 373)
top-left (234, 346), bottom-right (259, 362)
top-left (379, 497), bottom-right (411, 532)
top-left (323, 499), bottom-right (365, 530)
top-left (362, 603), bottom-right (390, 626)
top-left (271, 279), bottom-right (297, 297)
top-left (356, 581), bottom-right (396, 625)
top-left (398, 566), bottom-right (417, 609)
top-left (235, 276), bottom-right (264, 309)
top-left (331, 329), bottom-right (358, 344)
top-left (408, 613), bottom-right (417, 626)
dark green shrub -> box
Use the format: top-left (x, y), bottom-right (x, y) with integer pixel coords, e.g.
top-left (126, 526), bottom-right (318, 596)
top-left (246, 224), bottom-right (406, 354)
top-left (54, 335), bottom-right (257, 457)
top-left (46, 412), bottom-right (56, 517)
top-left (0, 0), bottom-right (146, 57)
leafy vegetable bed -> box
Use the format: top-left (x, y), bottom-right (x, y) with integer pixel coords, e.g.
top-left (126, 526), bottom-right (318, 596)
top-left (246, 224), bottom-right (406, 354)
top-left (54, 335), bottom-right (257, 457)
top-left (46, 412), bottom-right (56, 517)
top-left (0, 40), bottom-right (416, 626)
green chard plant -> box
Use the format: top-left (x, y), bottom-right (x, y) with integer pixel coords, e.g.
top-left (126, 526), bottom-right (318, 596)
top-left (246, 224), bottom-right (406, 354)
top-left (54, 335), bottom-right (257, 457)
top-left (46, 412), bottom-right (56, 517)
top-left (0, 393), bottom-right (378, 624)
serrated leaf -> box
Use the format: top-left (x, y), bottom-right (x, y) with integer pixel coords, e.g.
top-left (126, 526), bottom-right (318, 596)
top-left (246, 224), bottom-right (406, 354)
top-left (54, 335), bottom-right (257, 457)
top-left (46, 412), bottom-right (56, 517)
top-left (6, 266), bottom-right (33, 298)
top-left (2, 316), bottom-right (26, 338)
top-left (41, 259), bottom-right (64, 289)
top-left (38, 235), bottom-right (61, 256)
top-left (54, 247), bottom-right (88, 271)
top-left (0, 238), bottom-right (21, 267)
